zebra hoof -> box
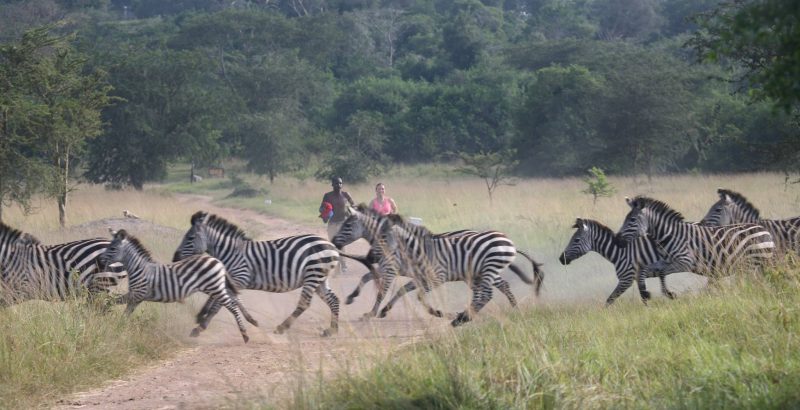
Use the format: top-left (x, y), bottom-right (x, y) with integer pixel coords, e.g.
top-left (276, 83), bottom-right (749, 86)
top-left (377, 309), bottom-right (389, 318)
top-left (428, 309), bottom-right (444, 318)
top-left (450, 312), bottom-right (470, 327)
top-left (249, 319), bottom-right (260, 327)
top-left (190, 327), bottom-right (202, 338)
top-left (345, 296), bottom-right (356, 305)
top-left (242, 334), bottom-right (250, 344)
top-left (359, 313), bottom-right (375, 321)
top-left (321, 327), bottom-right (338, 337)
top-left (640, 290), bottom-right (652, 300)
top-left (274, 325), bottom-right (287, 335)
top-left (665, 291), bottom-right (677, 300)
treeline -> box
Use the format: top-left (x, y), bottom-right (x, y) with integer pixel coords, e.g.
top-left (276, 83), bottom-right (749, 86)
top-left (1, 1), bottom-right (798, 198)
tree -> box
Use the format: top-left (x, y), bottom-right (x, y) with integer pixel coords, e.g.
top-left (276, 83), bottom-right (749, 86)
top-left (0, 27), bottom-right (55, 221)
top-left (239, 110), bottom-right (305, 183)
top-left (582, 166), bottom-right (615, 205)
top-left (317, 111), bottom-right (389, 183)
top-left (689, 0), bottom-right (800, 112)
top-left (33, 33), bottom-right (113, 227)
top-left (456, 149), bottom-right (518, 204)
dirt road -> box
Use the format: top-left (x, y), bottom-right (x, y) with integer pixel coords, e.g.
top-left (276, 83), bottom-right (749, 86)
top-left (54, 195), bottom-right (498, 410)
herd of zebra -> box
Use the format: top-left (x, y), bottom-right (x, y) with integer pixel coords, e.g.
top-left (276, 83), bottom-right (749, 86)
top-left (0, 188), bottom-right (797, 343)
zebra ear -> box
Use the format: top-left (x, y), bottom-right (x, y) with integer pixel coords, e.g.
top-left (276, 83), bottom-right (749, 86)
top-left (107, 227), bottom-right (118, 236)
top-left (625, 197), bottom-right (633, 207)
top-left (723, 193), bottom-right (733, 203)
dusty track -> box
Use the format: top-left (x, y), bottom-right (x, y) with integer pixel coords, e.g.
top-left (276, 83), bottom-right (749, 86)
top-left (54, 195), bottom-right (494, 409)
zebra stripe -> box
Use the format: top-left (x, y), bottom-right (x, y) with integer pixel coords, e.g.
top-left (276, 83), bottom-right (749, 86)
top-left (381, 216), bottom-right (522, 326)
top-left (332, 205), bottom-right (542, 321)
top-left (100, 229), bottom-right (251, 343)
top-left (173, 211), bottom-right (340, 337)
top-left (618, 196), bottom-right (775, 279)
top-left (559, 218), bottom-right (677, 305)
top-left (701, 188), bottom-right (800, 257)
top-left (0, 222), bottom-right (125, 304)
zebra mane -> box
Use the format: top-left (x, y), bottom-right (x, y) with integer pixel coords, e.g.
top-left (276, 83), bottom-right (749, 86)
top-left (0, 222), bottom-right (40, 244)
top-left (387, 214), bottom-right (433, 237)
top-left (574, 218), bottom-right (625, 245)
top-left (116, 230), bottom-right (154, 261)
top-left (631, 196), bottom-right (685, 222)
top-left (202, 213), bottom-right (251, 241)
top-left (718, 189), bottom-right (761, 218)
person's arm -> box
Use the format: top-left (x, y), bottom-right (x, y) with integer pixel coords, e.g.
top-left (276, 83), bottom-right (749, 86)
top-left (344, 191), bottom-right (355, 206)
top-left (389, 197), bottom-right (398, 214)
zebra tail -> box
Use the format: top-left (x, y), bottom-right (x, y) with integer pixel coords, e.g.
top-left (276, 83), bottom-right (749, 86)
top-left (339, 252), bottom-right (374, 272)
top-left (516, 250), bottom-right (545, 296)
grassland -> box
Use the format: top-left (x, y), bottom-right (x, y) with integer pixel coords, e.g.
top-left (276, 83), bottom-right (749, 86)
top-left (162, 167), bottom-right (800, 409)
top-left (2, 168), bottom-right (800, 408)
top-left (0, 186), bottom-right (197, 409)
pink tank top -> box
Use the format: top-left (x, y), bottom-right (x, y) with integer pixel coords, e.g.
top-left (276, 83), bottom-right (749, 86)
top-left (371, 197), bottom-right (393, 215)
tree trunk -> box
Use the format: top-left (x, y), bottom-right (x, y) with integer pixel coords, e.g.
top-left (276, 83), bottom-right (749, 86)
top-left (58, 146), bottom-right (70, 228)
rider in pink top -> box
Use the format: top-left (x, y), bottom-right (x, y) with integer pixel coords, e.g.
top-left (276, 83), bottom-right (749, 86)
top-left (369, 182), bottom-right (398, 216)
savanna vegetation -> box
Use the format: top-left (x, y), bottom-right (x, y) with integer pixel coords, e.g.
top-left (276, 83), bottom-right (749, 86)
top-left (2, 0), bottom-right (800, 408)
top-left (1, 0), bottom-right (799, 225)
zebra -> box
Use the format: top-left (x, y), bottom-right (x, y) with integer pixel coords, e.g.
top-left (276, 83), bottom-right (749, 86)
top-left (618, 196), bottom-right (775, 280)
top-left (0, 222), bottom-right (126, 305)
top-left (332, 205), bottom-right (543, 321)
top-left (700, 188), bottom-right (800, 257)
top-left (559, 218), bottom-right (678, 305)
top-left (100, 229), bottom-right (252, 343)
top-left (172, 211), bottom-right (342, 337)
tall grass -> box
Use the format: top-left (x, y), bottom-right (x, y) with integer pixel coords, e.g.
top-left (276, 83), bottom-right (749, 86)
top-left (285, 266), bottom-right (800, 409)
top-left (0, 186), bottom-right (196, 408)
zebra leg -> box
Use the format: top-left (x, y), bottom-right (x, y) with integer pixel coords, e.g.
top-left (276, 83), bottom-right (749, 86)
top-left (346, 271), bottom-right (374, 305)
top-left (416, 281), bottom-right (450, 319)
top-left (275, 285), bottom-right (315, 334)
top-left (452, 276), bottom-right (494, 327)
top-left (363, 272), bottom-right (397, 320)
top-left (636, 270), bottom-right (651, 302)
top-left (660, 275), bottom-right (676, 299)
top-left (492, 276), bottom-right (517, 307)
top-left (316, 282), bottom-right (340, 337)
top-left (378, 280), bottom-right (419, 318)
top-left (606, 272), bottom-right (635, 306)
top-left (219, 295), bottom-right (250, 343)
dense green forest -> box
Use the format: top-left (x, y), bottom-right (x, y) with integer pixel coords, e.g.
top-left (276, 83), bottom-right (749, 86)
top-left (1, 0), bottom-right (799, 218)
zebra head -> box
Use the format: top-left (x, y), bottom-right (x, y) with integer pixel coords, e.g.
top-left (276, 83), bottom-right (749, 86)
top-left (101, 229), bottom-right (154, 273)
top-left (172, 211), bottom-right (210, 262)
top-left (618, 197), bottom-right (649, 244)
top-left (700, 189), bottom-right (759, 226)
top-left (559, 218), bottom-right (592, 265)
top-left (332, 204), bottom-right (376, 249)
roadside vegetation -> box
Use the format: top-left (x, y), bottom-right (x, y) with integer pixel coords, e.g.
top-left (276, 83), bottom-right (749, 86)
top-left (0, 187), bottom-right (196, 409)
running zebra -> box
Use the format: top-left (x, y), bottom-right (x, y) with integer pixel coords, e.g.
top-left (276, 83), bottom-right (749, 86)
top-left (559, 218), bottom-right (677, 305)
top-left (332, 205), bottom-right (543, 321)
top-left (172, 211), bottom-right (341, 336)
top-left (618, 196), bottom-right (775, 279)
top-left (0, 222), bottom-right (125, 304)
top-left (100, 229), bottom-right (252, 343)
top-left (701, 188), bottom-right (800, 256)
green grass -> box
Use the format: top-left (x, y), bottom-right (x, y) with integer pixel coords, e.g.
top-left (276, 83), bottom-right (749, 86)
top-left (285, 267), bottom-right (800, 409)
top-left (0, 296), bottom-right (185, 409)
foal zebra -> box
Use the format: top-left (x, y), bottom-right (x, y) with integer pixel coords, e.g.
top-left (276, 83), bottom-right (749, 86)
top-left (0, 222), bottom-right (125, 304)
top-left (172, 211), bottom-right (341, 336)
top-left (100, 229), bottom-right (252, 343)
top-left (701, 188), bottom-right (800, 256)
top-left (332, 205), bottom-right (543, 321)
top-left (618, 196), bottom-right (775, 280)
top-left (559, 218), bottom-right (677, 305)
